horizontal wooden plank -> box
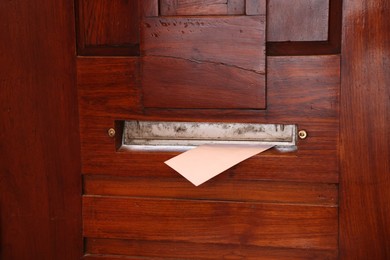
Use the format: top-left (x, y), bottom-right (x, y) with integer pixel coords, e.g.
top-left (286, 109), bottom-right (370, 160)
top-left (141, 16), bottom-right (265, 72)
top-left (83, 196), bottom-right (338, 250)
top-left (85, 238), bottom-right (338, 259)
top-left (160, 0), bottom-right (246, 15)
top-left (84, 176), bottom-right (338, 206)
top-left (142, 56), bottom-right (266, 109)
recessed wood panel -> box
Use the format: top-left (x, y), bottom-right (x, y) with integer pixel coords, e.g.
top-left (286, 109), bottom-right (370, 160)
top-left (85, 238), bottom-right (338, 259)
top-left (267, 0), bottom-right (329, 42)
top-left (77, 0), bottom-right (140, 55)
top-left (141, 16), bottom-right (266, 109)
top-left (83, 196), bottom-right (338, 250)
top-left (160, 0), bottom-right (246, 15)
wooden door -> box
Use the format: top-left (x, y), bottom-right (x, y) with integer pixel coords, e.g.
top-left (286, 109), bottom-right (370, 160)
top-left (77, 0), bottom-right (340, 258)
top-left (1, 0), bottom-right (389, 259)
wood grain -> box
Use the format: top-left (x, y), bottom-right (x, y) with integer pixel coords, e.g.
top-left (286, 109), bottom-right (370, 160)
top-left (142, 56), bottom-right (266, 109)
top-left (77, 0), bottom-right (140, 55)
top-left (140, 15), bottom-right (266, 109)
top-left (0, 0), bottom-right (82, 258)
top-left (83, 196), bottom-right (338, 250)
top-left (141, 16), bottom-right (265, 72)
top-left (267, 0), bottom-right (329, 42)
top-left (85, 238), bottom-right (338, 259)
top-left (84, 175), bottom-right (338, 206)
top-left (340, 0), bottom-right (390, 258)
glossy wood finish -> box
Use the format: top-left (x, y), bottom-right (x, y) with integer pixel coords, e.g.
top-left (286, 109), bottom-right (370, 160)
top-left (76, 0), bottom-right (140, 55)
top-left (0, 0), bottom-right (82, 259)
top-left (267, 0), bottom-right (329, 42)
top-left (83, 196), bottom-right (337, 249)
top-left (85, 238), bottom-right (338, 259)
top-left (340, 0), bottom-right (390, 258)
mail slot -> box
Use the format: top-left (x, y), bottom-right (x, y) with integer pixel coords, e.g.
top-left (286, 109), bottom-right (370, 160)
top-left (123, 121), bottom-right (296, 150)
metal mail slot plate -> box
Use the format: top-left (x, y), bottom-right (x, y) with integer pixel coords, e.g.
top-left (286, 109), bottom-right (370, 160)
top-left (123, 121), bottom-right (296, 150)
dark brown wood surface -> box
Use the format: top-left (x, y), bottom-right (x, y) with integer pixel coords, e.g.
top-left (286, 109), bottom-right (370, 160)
top-left (340, 0), bottom-right (390, 258)
top-left (76, 0), bottom-right (140, 55)
top-left (0, 0), bottom-right (82, 259)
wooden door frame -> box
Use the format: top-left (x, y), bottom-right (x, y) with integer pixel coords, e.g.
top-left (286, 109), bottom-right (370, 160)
top-left (340, 0), bottom-right (390, 258)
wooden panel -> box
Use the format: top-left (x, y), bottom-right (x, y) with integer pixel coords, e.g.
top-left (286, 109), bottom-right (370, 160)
top-left (142, 56), bottom-right (265, 109)
top-left (141, 16), bottom-right (265, 109)
top-left (86, 238), bottom-right (338, 259)
top-left (141, 16), bottom-right (265, 72)
top-left (340, 0), bottom-right (390, 258)
top-left (83, 196), bottom-right (338, 250)
top-left (77, 0), bottom-right (139, 55)
top-left (77, 55), bottom-right (340, 183)
top-left (267, 0), bottom-right (329, 42)
top-left (160, 0), bottom-right (246, 15)
top-left (0, 0), bottom-right (82, 259)
top-left (84, 176), bottom-right (338, 206)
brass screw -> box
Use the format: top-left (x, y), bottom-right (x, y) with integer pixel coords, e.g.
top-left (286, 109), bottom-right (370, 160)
top-left (107, 128), bottom-right (116, 138)
top-left (298, 130), bottom-right (308, 140)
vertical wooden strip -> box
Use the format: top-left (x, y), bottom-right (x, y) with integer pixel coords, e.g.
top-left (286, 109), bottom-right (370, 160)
top-left (0, 0), bottom-right (82, 259)
top-left (340, 0), bottom-right (390, 258)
